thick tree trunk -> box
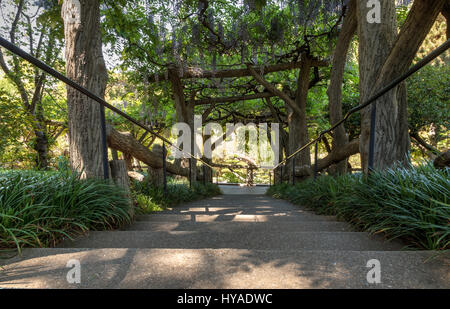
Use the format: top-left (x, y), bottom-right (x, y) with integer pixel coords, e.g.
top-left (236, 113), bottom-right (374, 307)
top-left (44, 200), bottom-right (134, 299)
top-left (395, 82), bottom-right (410, 164)
top-left (289, 54), bottom-right (311, 180)
top-left (62, 0), bottom-right (108, 178)
top-left (201, 135), bottom-right (213, 183)
top-left (326, 0), bottom-right (356, 175)
top-left (169, 66), bottom-right (197, 182)
top-left (377, 0), bottom-right (447, 81)
top-left (357, 0), bottom-right (399, 173)
top-left (358, 0), bottom-right (445, 172)
top-left (265, 97), bottom-right (288, 183)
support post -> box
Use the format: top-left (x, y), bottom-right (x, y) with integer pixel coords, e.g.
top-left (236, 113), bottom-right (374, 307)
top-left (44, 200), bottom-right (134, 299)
top-left (280, 164), bottom-right (283, 184)
top-left (109, 159), bottom-right (133, 217)
top-left (109, 160), bottom-right (130, 193)
top-left (163, 143), bottom-right (167, 195)
top-left (189, 157), bottom-right (192, 189)
top-left (100, 105), bottom-right (109, 179)
top-left (203, 164), bottom-right (206, 185)
top-left (368, 104), bottom-right (377, 173)
top-left (314, 141), bottom-right (319, 180)
top-left (292, 157), bottom-right (296, 185)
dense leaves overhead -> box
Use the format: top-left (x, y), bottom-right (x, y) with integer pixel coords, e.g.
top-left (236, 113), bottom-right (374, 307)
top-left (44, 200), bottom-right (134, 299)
top-left (0, 0), bottom-right (447, 172)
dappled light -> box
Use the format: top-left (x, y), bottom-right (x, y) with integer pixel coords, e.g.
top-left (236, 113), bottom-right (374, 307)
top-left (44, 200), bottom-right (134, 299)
top-left (0, 0), bottom-right (449, 290)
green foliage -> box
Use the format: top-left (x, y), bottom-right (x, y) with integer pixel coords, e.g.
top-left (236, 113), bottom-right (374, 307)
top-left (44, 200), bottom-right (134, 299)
top-left (0, 0), bottom-right (66, 169)
top-left (407, 64), bottom-right (450, 137)
top-left (0, 86), bottom-right (35, 168)
top-left (267, 164), bottom-right (450, 250)
top-left (0, 170), bottom-right (133, 252)
top-left (131, 177), bottom-right (222, 213)
top-left (220, 171), bottom-right (242, 184)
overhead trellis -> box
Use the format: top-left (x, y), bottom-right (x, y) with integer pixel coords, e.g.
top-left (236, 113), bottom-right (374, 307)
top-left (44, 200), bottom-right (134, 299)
top-left (101, 0), bottom-right (351, 126)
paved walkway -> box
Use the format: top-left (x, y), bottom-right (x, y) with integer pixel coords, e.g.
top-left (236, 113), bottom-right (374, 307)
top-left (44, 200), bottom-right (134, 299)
top-left (0, 189), bottom-right (448, 288)
top-left (218, 184), bottom-right (269, 195)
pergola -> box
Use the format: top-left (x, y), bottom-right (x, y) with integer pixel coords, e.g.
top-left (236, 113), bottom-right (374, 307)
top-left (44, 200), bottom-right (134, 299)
top-left (141, 54), bottom-right (329, 184)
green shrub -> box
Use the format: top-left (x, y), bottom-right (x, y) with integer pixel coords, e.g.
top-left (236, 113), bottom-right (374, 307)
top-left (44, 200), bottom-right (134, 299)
top-left (132, 177), bottom-right (222, 213)
top-left (0, 170), bottom-right (133, 252)
top-left (267, 163), bottom-right (450, 250)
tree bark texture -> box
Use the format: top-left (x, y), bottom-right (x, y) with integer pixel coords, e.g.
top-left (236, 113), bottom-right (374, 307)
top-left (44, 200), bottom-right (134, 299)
top-left (357, 0), bottom-right (400, 172)
top-left (109, 160), bottom-right (130, 194)
top-left (106, 125), bottom-right (192, 178)
top-left (169, 66), bottom-right (197, 182)
top-left (62, 0), bottom-right (108, 178)
top-left (357, 0), bottom-right (445, 172)
top-left (326, 0), bottom-right (356, 175)
top-left (289, 54), bottom-right (312, 175)
top-left (148, 60), bottom-right (327, 83)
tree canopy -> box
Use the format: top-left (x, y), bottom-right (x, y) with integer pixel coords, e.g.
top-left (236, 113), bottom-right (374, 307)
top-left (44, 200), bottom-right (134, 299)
top-left (0, 0), bottom-right (448, 183)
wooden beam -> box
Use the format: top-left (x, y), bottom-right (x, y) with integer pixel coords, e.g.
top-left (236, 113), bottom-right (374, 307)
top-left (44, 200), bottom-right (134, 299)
top-left (148, 59), bottom-right (328, 83)
top-left (195, 92), bottom-right (275, 105)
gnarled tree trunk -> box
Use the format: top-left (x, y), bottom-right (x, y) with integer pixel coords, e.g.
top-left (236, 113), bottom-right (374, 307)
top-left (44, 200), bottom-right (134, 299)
top-left (62, 0), bottom-right (108, 178)
top-left (289, 54), bottom-right (312, 177)
top-left (357, 0), bottom-right (399, 173)
top-left (169, 66), bottom-right (197, 182)
top-left (326, 0), bottom-right (356, 175)
top-left (357, 0), bottom-right (445, 173)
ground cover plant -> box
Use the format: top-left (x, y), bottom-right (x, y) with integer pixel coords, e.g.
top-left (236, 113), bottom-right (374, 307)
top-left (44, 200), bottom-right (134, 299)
top-left (132, 176), bottom-right (222, 213)
top-left (0, 170), bottom-right (133, 252)
top-left (267, 164), bottom-right (450, 250)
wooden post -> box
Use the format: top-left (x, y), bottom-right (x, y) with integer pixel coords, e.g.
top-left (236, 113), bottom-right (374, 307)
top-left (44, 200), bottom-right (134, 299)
top-left (292, 157), bottom-right (296, 185)
top-left (148, 144), bottom-right (165, 187)
top-left (314, 142), bottom-right (319, 180)
top-left (163, 143), bottom-right (167, 195)
top-left (189, 158), bottom-right (192, 188)
top-left (202, 165), bottom-right (206, 185)
top-left (280, 165), bottom-right (283, 184)
top-left (100, 106), bottom-right (109, 180)
top-left (109, 159), bottom-right (133, 217)
top-left (109, 160), bottom-right (130, 193)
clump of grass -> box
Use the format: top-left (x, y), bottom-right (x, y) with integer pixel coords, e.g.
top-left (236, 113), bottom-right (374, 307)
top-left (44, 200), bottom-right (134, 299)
top-left (0, 170), bottom-right (133, 252)
top-left (131, 177), bottom-right (222, 213)
top-left (267, 163), bottom-right (449, 250)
